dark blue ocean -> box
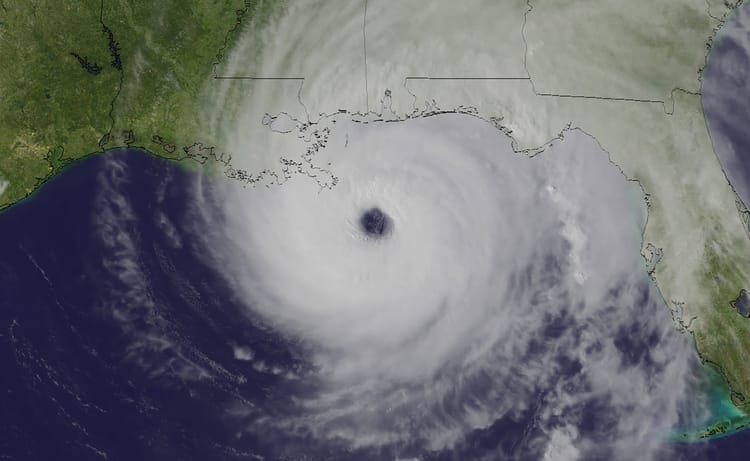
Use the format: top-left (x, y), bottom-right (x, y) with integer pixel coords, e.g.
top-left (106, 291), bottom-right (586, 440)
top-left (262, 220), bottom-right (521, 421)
top-left (0, 150), bottom-right (571, 461)
top-left (703, 5), bottom-right (750, 210)
top-left (0, 152), bottom-right (293, 460)
top-left (0, 152), bottom-right (747, 461)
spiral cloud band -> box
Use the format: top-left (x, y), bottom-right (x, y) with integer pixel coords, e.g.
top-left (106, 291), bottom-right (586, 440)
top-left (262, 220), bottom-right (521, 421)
top-left (193, 112), bottom-right (703, 458)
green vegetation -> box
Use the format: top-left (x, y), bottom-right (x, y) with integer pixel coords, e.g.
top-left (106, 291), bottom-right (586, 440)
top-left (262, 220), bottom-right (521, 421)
top-left (0, 0), bottom-right (119, 206)
top-left (689, 231), bottom-right (750, 413)
top-left (0, 0), bottom-right (277, 210)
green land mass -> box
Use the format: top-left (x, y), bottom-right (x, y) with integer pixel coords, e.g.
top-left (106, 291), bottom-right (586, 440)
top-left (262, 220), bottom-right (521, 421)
top-left (0, 0), bottom-right (277, 211)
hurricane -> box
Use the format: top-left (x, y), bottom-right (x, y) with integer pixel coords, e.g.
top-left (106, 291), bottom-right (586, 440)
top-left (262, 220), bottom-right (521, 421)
top-left (176, 110), bottom-right (705, 459)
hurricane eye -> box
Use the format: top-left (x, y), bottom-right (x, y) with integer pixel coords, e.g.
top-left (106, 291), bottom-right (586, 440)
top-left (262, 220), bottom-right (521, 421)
top-left (359, 207), bottom-right (391, 238)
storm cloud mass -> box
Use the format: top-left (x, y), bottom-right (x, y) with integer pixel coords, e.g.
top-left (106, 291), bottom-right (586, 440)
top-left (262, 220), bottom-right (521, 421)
top-left (186, 113), bottom-right (705, 459)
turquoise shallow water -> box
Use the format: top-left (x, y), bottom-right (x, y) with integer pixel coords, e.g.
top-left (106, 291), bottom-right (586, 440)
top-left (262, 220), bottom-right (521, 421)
top-left (672, 365), bottom-right (750, 441)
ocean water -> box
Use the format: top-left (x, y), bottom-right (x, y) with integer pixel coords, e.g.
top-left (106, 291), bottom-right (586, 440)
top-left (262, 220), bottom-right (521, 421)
top-left (0, 150), bottom-right (568, 460)
top-left (703, 3), bottom-right (750, 209)
top-left (0, 145), bottom-right (740, 459)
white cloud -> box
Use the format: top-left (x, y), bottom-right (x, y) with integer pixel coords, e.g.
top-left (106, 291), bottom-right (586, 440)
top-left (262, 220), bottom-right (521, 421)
top-left (195, 112), bottom-right (704, 458)
top-left (232, 345), bottom-right (255, 361)
top-left (544, 427), bottom-right (581, 461)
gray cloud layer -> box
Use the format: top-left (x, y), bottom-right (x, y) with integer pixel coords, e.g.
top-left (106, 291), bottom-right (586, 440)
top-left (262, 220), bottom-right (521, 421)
top-left (192, 113), bottom-right (704, 459)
